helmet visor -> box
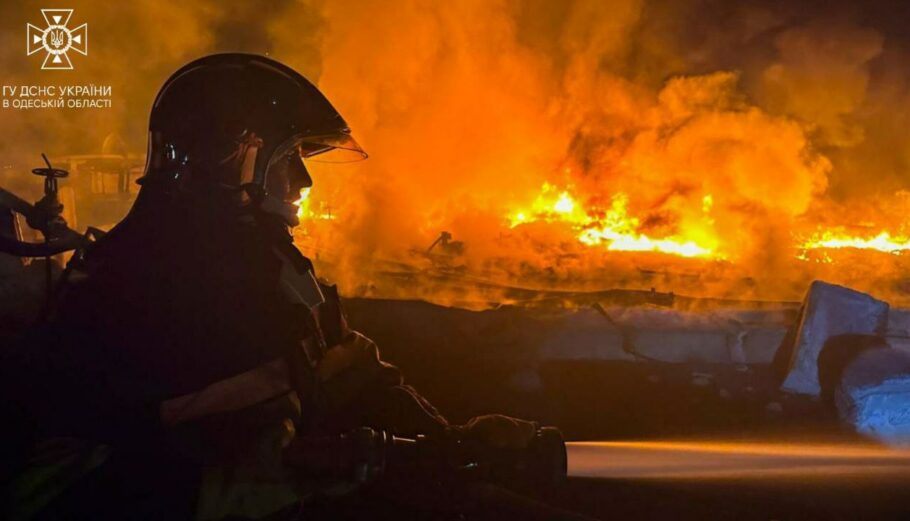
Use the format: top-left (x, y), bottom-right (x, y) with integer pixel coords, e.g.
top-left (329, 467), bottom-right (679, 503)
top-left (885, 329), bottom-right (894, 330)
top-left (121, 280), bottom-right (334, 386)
top-left (270, 132), bottom-right (367, 167)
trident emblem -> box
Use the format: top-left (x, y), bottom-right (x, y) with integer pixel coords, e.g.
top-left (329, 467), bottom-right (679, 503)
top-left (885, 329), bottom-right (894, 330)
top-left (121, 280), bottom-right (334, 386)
top-left (26, 9), bottom-right (88, 70)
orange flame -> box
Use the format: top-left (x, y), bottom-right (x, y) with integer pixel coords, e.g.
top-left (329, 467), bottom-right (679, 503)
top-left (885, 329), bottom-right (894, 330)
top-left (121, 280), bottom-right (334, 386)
top-left (800, 231), bottom-right (910, 255)
top-left (294, 187), bottom-right (335, 222)
top-left (509, 184), bottom-right (716, 258)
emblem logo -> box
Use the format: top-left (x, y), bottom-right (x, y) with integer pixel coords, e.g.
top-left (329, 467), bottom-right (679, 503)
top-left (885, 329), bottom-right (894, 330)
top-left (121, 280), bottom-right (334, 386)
top-left (26, 9), bottom-right (88, 70)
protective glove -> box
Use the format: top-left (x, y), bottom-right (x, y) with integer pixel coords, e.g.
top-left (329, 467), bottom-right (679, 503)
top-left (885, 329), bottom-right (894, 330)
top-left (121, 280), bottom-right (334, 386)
top-left (458, 414), bottom-right (539, 449)
top-left (315, 331), bottom-right (403, 411)
top-left (315, 331), bottom-right (379, 383)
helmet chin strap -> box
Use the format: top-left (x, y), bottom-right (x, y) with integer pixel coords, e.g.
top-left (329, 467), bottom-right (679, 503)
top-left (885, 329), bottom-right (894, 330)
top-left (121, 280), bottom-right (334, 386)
top-left (222, 135), bottom-right (298, 228)
top-left (218, 133), bottom-right (304, 228)
top-left (218, 132), bottom-right (264, 204)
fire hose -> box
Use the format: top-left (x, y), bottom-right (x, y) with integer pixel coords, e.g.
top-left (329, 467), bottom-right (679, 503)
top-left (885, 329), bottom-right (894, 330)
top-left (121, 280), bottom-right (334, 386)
top-left (285, 426), bottom-right (567, 488)
top-left (285, 426), bottom-right (586, 520)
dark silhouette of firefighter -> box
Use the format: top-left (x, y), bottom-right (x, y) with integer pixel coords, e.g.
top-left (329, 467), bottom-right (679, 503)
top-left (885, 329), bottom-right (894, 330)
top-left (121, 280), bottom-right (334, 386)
top-left (3, 54), bottom-right (546, 520)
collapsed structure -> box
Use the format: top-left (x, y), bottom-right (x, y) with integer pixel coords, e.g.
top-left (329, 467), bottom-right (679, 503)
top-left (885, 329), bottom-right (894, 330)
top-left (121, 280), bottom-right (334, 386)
top-left (343, 279), bottom-right (910, 445)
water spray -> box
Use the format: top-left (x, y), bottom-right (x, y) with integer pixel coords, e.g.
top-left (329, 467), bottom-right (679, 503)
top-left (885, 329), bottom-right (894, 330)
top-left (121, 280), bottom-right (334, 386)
top-left (566, 440), bottom-right (910, 480)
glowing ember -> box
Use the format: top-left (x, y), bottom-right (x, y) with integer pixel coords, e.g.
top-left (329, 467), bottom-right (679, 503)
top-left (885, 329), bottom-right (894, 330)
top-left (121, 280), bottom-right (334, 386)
top-left (509, 184), bottom-right (716, 258)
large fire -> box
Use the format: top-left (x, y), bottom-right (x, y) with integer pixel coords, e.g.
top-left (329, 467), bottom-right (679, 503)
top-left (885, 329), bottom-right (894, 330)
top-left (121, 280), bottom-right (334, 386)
top-left (293, 170), bottom-right (910, 309)
top-left (296, 180), bottom-right (910, 265)
top-left (282, 2), bottom-right (910, 306)
top-left (4, 0), bottom-right (910, 306)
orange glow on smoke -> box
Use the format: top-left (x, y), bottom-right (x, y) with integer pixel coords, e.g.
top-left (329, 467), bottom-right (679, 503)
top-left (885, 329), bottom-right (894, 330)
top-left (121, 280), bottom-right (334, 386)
top-left (282, 3), bottom-right (910, 305)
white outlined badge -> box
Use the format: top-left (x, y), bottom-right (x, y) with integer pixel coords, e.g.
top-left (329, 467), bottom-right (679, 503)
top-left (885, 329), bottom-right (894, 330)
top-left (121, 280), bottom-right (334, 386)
top-left (26, 9), bottom-right (88, 70)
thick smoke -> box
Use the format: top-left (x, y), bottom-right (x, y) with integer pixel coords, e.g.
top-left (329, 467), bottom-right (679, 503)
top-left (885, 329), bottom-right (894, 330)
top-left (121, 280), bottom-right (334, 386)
top-left (295, 0), bottom-right (898, 302)
top-left (2, 0), bottom-right (910, 304)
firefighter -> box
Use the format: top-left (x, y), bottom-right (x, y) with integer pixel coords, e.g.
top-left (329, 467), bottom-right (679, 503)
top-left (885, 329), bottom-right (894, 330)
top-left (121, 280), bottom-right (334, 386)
top-left (6, 54), bottom-right (537, 520)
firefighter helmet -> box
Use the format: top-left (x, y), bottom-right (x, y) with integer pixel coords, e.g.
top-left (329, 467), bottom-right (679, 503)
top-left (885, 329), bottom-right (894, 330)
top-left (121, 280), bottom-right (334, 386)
top-left (140, 53), bottom-right (365, 223)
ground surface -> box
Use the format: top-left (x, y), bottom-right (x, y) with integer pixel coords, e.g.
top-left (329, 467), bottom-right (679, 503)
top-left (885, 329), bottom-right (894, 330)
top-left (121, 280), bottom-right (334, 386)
top-left (555, 474), bottom-right (910, 520)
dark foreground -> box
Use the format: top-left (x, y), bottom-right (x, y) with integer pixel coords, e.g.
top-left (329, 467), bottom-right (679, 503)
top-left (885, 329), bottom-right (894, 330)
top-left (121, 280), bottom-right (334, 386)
top-left (5, 291), bottom-right (909, 519)
top-left (344, 298), bottom-right (910, 520)
top-left (556, 473), bottom-right (910, 520)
